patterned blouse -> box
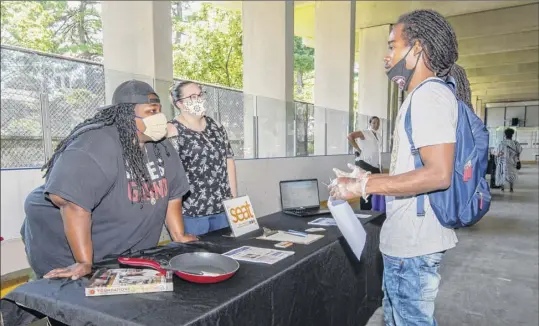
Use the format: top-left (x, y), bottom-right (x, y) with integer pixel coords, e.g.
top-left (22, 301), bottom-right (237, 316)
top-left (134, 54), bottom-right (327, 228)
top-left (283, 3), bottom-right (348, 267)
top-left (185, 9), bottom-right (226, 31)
top-left (169, 117), bottom-right (234, 217)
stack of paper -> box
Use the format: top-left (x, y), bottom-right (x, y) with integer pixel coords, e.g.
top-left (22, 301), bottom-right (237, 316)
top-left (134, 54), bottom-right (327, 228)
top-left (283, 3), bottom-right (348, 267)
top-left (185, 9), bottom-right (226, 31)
top-left (223, 246), bottom-right (294, 265)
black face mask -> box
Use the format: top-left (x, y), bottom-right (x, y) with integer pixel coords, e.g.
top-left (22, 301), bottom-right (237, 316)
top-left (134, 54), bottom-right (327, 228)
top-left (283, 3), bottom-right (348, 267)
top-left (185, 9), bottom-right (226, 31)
top-left (386, 47), bottom-right (421, 91)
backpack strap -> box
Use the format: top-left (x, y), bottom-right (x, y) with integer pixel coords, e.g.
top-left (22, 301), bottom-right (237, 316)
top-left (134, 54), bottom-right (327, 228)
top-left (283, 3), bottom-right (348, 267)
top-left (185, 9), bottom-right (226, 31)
top-left (403, 77), bottom-right (456, 217)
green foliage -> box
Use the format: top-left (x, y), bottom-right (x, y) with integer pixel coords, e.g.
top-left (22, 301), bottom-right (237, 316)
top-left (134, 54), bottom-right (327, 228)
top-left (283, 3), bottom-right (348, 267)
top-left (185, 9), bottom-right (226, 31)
top-left (293, 37), bottom-right (315, 102)
top-left (1, 1), bottom-right (58, 53)
top-left (294, 36), bottom-right (314, 74)
top-left (2, 1), bottom-right (318, 101)
top-left (1, 1), bottom-right (102, 59)
top-left (173, 4), bottom-right (316, 101)
top-left (172, 3), bottom-right (243, 88)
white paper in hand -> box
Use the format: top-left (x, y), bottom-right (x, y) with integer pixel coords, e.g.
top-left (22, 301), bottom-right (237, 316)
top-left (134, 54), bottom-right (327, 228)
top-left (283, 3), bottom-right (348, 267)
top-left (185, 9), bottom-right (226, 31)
top-left (327, 198), bottom-right (367, 261)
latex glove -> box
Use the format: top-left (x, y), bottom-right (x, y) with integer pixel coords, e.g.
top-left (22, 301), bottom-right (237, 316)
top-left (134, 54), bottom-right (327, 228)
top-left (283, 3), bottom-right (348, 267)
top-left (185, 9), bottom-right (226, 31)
top-left (333, 163), bottom-right (366, 179)
top-left (329, 171), bottom-right (371, 201)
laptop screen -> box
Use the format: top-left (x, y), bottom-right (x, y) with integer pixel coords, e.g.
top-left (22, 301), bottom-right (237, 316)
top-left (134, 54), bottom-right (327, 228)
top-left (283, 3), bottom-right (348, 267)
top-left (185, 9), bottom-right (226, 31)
top-left (280, 179), bottom-right (320, 210)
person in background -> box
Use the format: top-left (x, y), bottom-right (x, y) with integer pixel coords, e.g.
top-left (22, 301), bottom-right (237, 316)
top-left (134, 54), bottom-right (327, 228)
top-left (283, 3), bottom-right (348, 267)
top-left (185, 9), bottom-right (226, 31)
top-left (167, 81), bottom-right (237, 236)
top-left (496, 128), bottom-right (522, 192)
top-left (21, 80), bottom-right (197, 280)
top-left (347, 116), bottom-right (383, 210)
top-left (330, 10), bottom-right (474, 326)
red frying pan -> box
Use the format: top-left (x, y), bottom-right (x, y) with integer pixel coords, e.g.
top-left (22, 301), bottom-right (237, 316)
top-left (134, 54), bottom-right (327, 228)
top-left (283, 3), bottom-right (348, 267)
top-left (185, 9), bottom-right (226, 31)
top-left (118, 252), bottom-right (239, 284)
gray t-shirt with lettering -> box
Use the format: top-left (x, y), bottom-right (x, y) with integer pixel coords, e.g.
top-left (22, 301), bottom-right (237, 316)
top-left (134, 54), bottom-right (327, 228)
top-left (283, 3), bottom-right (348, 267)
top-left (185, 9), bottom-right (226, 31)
top-left (21, 126), bottom-right (189, 277)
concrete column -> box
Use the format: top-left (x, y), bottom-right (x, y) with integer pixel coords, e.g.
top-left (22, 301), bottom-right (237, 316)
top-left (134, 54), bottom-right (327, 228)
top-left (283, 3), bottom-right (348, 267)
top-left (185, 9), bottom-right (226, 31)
top-left (313, 0), bottom-right (356, 155)
top-left (242, 1), bottom-right (294, 158)
top-left (356, 24), bottom-right (391, 152)
top-left (476, 98), bottom-right (485, 121)
top-left (101, 1), bottom-right (174, 118)
top-left (471, 95), bottom-right (479, 112)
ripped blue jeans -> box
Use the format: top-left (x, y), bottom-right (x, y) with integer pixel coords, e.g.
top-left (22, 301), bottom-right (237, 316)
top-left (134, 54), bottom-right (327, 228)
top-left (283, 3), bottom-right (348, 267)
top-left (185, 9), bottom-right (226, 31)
top-left (382, 252), bottom-right (445, 326)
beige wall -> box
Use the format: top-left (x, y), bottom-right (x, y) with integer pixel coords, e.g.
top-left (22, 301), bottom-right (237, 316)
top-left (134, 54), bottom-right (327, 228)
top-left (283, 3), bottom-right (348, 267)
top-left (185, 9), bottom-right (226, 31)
top-left (313, 1), bottom-right (356, 156)
top-left (357, 25), bottom-right (391, 120)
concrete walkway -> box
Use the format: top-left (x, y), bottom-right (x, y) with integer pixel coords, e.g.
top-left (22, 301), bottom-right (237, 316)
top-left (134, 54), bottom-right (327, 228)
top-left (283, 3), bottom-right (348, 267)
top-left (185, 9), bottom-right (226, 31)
top-left (367, 164), bottom-right (539, 326)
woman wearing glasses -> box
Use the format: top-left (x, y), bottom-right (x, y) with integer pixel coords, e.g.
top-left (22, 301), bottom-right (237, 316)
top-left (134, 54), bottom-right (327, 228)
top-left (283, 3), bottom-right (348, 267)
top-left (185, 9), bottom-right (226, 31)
top-left (167, 81), bottom-right (237, 236)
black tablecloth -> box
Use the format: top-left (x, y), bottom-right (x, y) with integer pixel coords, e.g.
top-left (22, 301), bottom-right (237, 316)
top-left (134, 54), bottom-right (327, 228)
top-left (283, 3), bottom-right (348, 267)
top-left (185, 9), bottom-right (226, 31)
top-left (2, 211), bottom-right (385, 326)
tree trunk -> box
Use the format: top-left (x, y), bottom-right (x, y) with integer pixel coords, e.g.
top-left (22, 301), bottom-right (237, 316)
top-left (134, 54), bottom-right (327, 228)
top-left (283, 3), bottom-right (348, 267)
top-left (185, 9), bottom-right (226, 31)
top-left (296, 70), bottom-right (304, 94)
top-left (77, 1), bottom-right (90, 59)
top-left (174, 2), bottom-right (183, 44)
top-left (303, 106), bottom-right (309, 155)
top-left (225, 45), bottom-right (233, 87)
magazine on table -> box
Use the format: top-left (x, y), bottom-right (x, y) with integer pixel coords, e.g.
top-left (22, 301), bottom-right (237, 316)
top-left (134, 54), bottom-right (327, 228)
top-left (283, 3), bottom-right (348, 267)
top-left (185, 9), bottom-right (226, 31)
top-left (85, 268), bottom-right (173, 297)
top-left (223, 246), bottom-right (294, 265)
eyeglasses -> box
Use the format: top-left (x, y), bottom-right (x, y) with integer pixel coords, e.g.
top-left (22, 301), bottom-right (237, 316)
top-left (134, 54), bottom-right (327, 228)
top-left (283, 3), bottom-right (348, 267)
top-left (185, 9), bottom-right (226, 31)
top-left (179, 91), bottom-right (207, 102)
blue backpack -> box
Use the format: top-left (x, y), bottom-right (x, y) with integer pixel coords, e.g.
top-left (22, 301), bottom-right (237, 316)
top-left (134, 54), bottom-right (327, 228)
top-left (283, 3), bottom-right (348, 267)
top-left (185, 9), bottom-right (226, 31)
top-left (404, 77), bottom-right (491, 228)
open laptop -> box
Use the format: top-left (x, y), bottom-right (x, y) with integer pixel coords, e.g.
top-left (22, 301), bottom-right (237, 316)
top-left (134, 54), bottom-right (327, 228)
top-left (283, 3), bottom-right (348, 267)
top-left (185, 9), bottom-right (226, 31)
top-left (279, 179), bottom-right (331, 217)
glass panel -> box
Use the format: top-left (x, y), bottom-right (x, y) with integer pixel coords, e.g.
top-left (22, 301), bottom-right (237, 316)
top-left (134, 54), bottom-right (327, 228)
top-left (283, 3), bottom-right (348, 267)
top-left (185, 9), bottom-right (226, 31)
top-left (325, 108), bottom-right (350, 155)
top-left (253, 96), bottom-right (290, 158)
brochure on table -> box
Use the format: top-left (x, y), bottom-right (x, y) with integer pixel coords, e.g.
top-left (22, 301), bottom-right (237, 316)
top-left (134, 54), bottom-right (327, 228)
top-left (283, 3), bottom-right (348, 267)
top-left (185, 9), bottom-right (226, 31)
top-left (257, 231), bottom-right (324, 245)
top-left (223, 195), bottom-right (260, 237)
top-left (327, 198), bottom-right (367, 261)
top-left (223, 246), bottom-right (294, 265)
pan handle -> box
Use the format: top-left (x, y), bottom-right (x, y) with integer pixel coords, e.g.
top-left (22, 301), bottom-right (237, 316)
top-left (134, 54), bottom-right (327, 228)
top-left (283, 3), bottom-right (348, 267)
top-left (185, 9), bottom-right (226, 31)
top-left (118, 257), bottom-right (166, 274)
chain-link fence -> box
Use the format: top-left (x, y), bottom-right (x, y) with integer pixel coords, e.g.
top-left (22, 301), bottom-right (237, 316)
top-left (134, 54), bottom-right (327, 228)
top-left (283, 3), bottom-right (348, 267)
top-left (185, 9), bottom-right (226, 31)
top-left (172, 80), bottom-right (316, 159)
top-left (294, 101), bottom-right (315, 156)
top-left (1, 45), bottom-right (316, 168)
top-left (1, 45), bottom-right (105, 169)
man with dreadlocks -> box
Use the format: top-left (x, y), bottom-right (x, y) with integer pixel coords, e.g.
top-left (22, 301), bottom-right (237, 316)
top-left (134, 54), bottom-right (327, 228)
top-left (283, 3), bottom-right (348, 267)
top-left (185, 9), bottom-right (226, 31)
top-left (330, 10), bottom-right (473, 325)
top-left (21, 80), bottom-right (197, 280)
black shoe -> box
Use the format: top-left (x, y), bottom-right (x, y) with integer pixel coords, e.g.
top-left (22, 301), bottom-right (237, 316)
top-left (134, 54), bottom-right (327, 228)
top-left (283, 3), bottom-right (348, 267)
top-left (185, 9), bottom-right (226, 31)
top-left (501, 187), bottom-right (505, 192)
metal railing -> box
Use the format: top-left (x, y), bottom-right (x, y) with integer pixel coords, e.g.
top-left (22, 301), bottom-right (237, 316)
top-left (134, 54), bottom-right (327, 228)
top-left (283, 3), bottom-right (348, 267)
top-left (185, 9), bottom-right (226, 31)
top-left (1, 45), bottom-right (320, 168)
top-left (1, 45), bottom-right (105, 169)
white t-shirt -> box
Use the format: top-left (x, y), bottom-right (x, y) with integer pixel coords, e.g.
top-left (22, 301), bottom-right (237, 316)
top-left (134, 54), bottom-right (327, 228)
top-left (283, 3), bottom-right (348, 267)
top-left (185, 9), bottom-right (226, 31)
top-left (355, 129), bottom-right (381, 168)
top-left (380, 77), bottom-right (459, 258)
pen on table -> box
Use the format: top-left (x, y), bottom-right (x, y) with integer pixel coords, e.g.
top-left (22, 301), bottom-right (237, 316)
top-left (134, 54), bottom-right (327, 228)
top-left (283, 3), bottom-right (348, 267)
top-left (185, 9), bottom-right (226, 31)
top-left (285, 230), bottom-right (308, 237)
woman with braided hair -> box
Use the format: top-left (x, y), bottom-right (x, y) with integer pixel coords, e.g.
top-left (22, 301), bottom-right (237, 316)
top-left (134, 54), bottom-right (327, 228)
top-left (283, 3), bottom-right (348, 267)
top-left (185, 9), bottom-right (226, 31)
top-left (21, 80), bottom-right (197, 280)
top-left (329, 10), bottom-right (475, 326)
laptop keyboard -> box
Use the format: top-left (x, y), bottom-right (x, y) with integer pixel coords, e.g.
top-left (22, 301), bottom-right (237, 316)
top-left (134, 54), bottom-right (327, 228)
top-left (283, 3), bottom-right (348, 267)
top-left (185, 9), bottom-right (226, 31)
top-left (290, 208), bottom-right (315, 216)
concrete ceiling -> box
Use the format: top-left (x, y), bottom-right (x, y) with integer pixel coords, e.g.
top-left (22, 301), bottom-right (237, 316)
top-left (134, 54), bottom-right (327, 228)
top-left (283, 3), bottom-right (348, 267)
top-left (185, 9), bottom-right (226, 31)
top-left (209, 1), bottom-right (539, 104)
top-left (447, 3), bottom-right (539, 104)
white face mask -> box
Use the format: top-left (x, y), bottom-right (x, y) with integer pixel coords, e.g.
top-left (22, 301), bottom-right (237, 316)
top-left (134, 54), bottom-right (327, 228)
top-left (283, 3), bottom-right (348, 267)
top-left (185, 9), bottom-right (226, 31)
top-left (136, 113), bottom-right (168, 141)
top-left (183, 98), bottom-right (207, 116)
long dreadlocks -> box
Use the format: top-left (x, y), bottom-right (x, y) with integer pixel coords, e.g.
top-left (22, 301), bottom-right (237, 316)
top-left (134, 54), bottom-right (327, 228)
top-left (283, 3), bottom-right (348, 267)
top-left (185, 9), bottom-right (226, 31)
top-left (397, 10), bottom-right (472, 107)
top-left (42, 103), bottom-right (170, 206)
top-left (449, 64), bottom-right (473, 109)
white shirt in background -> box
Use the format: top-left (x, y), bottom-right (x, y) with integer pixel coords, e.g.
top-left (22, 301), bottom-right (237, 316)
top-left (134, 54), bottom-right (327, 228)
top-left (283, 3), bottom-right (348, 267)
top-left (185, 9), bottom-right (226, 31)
top-left (355, 129), bottom-right (381, 168)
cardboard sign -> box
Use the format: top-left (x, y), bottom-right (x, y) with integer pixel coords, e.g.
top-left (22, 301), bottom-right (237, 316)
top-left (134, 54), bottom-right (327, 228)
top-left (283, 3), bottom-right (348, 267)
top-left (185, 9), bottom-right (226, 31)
top-left (223, 196), bottom-right (260, 237)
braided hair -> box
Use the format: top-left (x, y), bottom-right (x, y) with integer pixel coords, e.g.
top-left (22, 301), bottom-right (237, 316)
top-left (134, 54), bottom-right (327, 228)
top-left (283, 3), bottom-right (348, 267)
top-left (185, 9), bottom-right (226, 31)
top-left (397, 10), bottom-right (472, 108)
top-left (397, 10), bottom-right (458, 78)
top-left (449, 64), bottom-right (473, 109)
top-left (42, 104), bottom-right (170, 207)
